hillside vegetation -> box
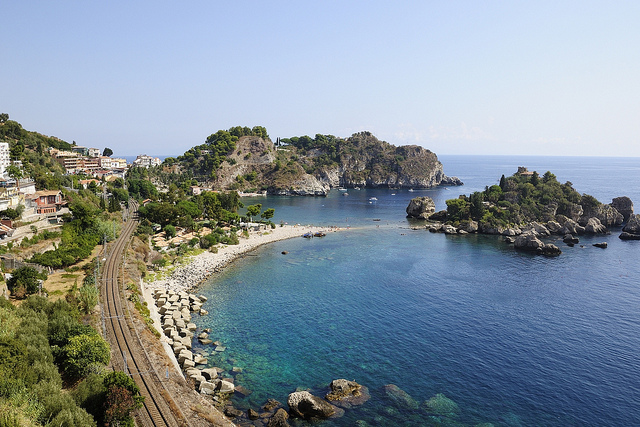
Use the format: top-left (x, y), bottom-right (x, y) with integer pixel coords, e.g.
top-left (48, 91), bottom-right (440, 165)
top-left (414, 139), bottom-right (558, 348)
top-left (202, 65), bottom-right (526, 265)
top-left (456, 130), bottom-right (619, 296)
top-left (444, 170), bottom-right (615, 229)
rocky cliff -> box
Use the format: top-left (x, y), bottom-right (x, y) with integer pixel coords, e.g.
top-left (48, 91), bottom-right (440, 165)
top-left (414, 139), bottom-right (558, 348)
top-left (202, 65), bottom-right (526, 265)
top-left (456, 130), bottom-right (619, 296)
top-left (172, 129), bottom-right (461, 196)
top-left (314, 133), bottom-right (461, 189)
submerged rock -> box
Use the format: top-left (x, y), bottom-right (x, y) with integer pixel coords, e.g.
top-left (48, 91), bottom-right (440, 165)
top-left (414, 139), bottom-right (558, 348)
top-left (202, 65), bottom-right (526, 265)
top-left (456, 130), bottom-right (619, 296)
top-left (423, 393), bottom-right (460, 417)
top-left (382, 384), bottom-right (419, 410)
top-left (287, 391), bottom-right (337, 419)
top-left (267, 408), bottom-right (290, 427)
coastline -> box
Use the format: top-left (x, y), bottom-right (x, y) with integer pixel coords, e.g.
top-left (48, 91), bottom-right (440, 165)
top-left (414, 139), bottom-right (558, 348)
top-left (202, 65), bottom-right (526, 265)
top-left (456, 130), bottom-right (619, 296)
top-left (143, 224), bottom-right (340, 295)
top-left (140, 224), bottom-right (341, 380)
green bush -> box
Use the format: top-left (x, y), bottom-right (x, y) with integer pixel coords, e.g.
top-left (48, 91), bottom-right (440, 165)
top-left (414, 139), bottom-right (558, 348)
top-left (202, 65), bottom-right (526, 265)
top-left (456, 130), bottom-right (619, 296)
top-left (6, 267), bottom-right (45, 297)
top-left (61, 333), bottom-right (110, 378)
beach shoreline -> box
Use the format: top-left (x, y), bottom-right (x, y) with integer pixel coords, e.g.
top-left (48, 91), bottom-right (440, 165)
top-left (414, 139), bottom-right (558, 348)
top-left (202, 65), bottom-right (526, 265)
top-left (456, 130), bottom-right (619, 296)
top-left (140, 225), bottom-right (342, 378)
top-left (142, 224), bottom-right (340, 295)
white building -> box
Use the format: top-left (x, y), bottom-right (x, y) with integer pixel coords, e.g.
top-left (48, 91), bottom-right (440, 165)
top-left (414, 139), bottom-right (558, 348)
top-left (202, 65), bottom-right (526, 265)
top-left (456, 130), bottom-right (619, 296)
top-left (132, 154), bottom-right (162, 168)
top-left (0, 143), bottom-right (10, 176)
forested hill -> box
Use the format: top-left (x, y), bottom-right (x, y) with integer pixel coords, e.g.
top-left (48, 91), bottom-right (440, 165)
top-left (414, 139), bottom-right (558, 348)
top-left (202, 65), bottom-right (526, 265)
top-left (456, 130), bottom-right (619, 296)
top-left (159, 127), bottom-right (461, 196)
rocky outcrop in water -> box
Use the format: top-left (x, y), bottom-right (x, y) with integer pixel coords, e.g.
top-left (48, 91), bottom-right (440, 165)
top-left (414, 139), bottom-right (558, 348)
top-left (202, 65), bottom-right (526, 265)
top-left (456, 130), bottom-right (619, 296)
top-left (611, 197), bottom-right (634, 223)
top-left (406, 196), bottom-right (436, 219)
top-left (514, 232), bottom-right (562, 256)
top-left (620, 214), bottom-right (640, 240)
top-left (325, 379), bottom-right (370, 408)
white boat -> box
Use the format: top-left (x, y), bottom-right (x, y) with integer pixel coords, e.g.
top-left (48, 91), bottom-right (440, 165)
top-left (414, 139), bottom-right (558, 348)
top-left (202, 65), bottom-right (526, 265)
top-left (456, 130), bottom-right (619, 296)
top-left (408, 189), bottom-right (415, 192)
top-left (369, 197), bottom-right (378, 201)
top-left (338, 187), bottom-right (348, 192)
top-left (354, 187), bottom-right (361, 190)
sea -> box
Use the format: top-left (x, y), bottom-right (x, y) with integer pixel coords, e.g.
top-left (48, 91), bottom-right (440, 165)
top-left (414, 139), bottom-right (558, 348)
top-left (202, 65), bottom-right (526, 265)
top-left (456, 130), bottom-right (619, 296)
top-left (190, 155), bottom-right (640, 426)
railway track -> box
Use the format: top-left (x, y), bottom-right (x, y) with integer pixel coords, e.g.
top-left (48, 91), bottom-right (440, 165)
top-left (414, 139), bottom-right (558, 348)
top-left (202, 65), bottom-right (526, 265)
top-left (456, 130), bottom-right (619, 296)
top-left (102, 200), bottom-right (188, 427)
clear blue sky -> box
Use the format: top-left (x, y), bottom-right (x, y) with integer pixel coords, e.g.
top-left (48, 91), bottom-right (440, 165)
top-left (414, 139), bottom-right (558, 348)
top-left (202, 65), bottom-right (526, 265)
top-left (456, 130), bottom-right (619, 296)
top-left (2, 1), bottom-right (639, 157)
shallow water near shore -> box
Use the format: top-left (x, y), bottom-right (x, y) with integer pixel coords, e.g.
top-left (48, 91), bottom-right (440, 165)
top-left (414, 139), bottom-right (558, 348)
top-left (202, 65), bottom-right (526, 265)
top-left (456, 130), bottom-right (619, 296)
top-left (193, 155), bottom-right (640, 426)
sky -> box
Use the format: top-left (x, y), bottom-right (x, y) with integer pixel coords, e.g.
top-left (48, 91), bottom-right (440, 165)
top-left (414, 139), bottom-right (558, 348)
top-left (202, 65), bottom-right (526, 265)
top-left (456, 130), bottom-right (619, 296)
top-left (1, 1), bottom-right (639, 157)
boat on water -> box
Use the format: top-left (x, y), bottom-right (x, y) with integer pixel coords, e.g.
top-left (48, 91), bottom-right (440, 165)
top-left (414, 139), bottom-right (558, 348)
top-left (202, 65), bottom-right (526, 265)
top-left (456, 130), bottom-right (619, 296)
top-left (338, 187), bottom-right (348, 192)
top-left (314, 232), bottom-right (326, 237)
top-left (302, 232), bottom-right (313, 238)
top-left (408, 189), bottom-right (415, 192)
top-left (369, 197), bottom-right (378, 201)
top-left (342, 192), bottom-right (349, 196)
top-left (354, 187), bottom-right (361, 190)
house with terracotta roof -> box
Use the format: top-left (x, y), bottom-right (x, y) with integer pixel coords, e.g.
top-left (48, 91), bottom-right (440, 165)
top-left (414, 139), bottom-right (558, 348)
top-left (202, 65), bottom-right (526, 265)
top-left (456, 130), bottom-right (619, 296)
top-left (25, 190), bottom-right (65, 214)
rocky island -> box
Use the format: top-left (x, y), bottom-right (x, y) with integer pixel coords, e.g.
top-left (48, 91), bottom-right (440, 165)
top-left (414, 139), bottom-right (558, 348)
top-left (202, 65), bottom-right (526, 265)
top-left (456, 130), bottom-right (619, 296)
top-left (407, 167), bottom-right (637, 255)
top-left (159, 128), bottom-right (461, 196)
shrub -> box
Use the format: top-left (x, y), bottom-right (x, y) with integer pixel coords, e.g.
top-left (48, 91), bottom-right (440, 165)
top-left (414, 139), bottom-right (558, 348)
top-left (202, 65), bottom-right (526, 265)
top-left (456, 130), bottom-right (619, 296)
top-left (61, 333), bottom-right (110, 378)
top-left (102, 371), bottom-right (144, 427)
top-left (6, 267), bottom-right (45, 297)
top-left (78, 285), bottom-right (98, 314)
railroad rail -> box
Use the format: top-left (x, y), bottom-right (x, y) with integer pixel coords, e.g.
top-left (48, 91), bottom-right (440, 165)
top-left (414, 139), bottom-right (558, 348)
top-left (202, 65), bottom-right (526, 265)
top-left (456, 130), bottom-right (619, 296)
top-left (102, 199), bottom-right (188, 427)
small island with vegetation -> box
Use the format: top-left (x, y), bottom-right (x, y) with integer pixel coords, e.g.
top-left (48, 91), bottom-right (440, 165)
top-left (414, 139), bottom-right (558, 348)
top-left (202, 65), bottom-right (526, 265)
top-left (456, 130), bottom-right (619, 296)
top-left (407, 167), bottom-right (638, 256)
top-left (158, 127), bottom-right (461, 196)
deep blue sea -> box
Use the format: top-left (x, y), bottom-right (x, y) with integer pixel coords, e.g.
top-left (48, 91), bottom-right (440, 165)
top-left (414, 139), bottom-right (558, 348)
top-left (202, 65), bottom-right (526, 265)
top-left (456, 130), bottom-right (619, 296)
top-left (192, 156), bottom-right (640, 426)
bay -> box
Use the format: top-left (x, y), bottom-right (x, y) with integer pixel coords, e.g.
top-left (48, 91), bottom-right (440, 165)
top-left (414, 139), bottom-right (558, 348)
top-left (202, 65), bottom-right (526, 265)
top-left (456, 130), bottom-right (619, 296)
top-left (193, 155), bottom-right (640, 426)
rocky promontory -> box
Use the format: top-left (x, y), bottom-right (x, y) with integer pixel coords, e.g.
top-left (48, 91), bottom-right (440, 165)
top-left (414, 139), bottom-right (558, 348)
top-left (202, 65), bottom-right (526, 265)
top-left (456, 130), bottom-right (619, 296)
top-left (166, 128), bottom-right (461, 196)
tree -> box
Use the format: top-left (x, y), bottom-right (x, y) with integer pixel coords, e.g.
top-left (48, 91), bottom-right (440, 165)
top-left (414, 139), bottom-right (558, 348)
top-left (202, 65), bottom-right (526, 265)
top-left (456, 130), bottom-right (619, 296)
top-left (7, 266), bottom-right (45, 297)
top-left (246, 204), bottom-right (262, 222)
top-left (164, 224), bottom-right (176, 240)
top-left (78, 285), bottom-right (98, 314)
top-left (530, 171), bottom-right (540, 187)
top-left (261, 208), bottom-right (275, 221)
top-left (0, 113), bottom-right (8, 123)
top-left (6, 164), bottom-right (22, 189)
top-left (103, 371), bottom-right (144, 426)
top-left (445, 198), bottom-right (469, 222)
top-left (62, 332), bottom-right (110, 378)
top-left (102, 147), bottom-right (113, 157)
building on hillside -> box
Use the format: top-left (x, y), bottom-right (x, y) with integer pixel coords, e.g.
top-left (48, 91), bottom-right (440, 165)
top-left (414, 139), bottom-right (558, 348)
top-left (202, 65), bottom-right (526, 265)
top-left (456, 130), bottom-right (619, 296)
top-left (71, 146), bottom-right (88, 156)
top-left (0, 143), bottom-right (10, 176)
top-left (88, 147), bottom-right (101, 157)
top-left (190, 186), bottom-right (202, 196)
top-left (98, 156), bottom-right (112, 169)
top-left (0, 220), bottom-right (14, 239)
top-left (81, 157), bottom-right (100, 171)
top-left (79, 179), bottom-right (101, 189)
top-left (110, 158), bottom-right (127, 169)
top-left (517, 167), bottom-right (535, 177)
top-left (25, 190), bottom-right (65, 214)
top-left (132, 154), bottom-right (162, 168)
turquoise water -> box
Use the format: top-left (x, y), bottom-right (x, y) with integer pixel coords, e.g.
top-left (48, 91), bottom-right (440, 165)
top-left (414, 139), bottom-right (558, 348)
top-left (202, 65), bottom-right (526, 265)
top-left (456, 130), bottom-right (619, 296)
top-left (193, 156), bottom-right (640, 426)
